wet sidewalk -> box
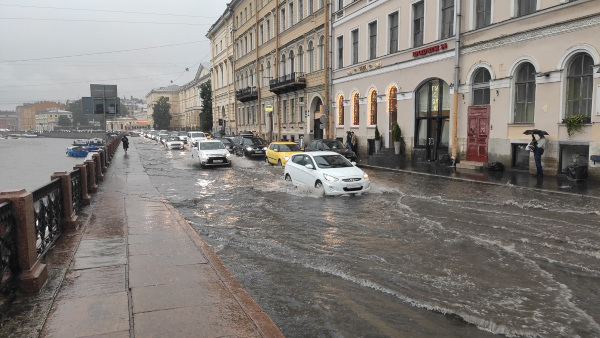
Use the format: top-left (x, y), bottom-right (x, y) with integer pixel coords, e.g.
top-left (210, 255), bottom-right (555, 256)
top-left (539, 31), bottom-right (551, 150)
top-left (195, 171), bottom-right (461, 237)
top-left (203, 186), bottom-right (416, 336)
top-left (1, 144), bottom-right (283, 337)
top-left (358, 153), bottom-right (600, 199)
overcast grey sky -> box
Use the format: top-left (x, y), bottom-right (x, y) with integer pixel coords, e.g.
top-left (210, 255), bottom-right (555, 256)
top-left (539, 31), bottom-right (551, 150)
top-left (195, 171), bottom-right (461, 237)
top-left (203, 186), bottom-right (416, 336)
top-left (0, 0), bottom-right (228, 111)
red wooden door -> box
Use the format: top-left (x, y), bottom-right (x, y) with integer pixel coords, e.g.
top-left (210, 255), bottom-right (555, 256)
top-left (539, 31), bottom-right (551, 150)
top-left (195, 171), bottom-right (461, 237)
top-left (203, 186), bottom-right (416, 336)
top-left (466, 106), bottom-right (490, 162)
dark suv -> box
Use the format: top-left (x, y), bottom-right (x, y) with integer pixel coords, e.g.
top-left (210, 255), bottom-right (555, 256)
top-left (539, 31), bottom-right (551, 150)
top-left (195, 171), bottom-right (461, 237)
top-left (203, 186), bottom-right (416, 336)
top-left (305, 139), bottom-right (357, 162)
top-left (233, 135), bottom-right (267, 158)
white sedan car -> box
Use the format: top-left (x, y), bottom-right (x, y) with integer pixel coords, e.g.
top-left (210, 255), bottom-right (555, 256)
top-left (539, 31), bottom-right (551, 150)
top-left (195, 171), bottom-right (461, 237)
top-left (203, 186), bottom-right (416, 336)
top-left (191, 139), bottom-right (232, 167)
top-left (164, 137), bottom-right (184, 150)
top-left (284, 151), bottom-right (370, 196)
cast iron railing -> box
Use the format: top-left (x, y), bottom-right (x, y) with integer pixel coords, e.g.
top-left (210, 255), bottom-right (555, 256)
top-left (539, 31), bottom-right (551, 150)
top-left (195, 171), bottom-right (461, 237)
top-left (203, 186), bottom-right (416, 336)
top-left (31, 178), bottom-right (63, 259)
top-left (269, 72), bottom-right (306, 94)
top-left (0, 201), bottom-right (20, 314)
top-left (70, 168), bottom-right (82, 214)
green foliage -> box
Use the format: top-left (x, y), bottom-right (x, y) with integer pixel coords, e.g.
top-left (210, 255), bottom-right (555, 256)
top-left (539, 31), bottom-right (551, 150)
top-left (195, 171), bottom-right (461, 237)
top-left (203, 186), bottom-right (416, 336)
top-left (153, 96), bottom-right (172, 129)
top-left (57, 115), bottom-right (71, 126)
top-left (67, 99), bottom-right (88, 126)
top-left (199, 81), bottom-right (213, 132)
top-left (393, 123), bottom-right (402, 142)
top-left (563, 114), bottom-right (588, 137)
top-left (374, 126), bottom-right (380, 140)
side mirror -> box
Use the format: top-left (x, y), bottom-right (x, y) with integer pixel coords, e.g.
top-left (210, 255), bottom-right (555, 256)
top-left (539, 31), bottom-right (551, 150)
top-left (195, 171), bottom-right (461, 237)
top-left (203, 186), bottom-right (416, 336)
top-left (351, 161), bottom-right (357, 166)
top-left (273, 149), bottom-right (279, 152)
top-left (304, 164), bottom-right (314, 170)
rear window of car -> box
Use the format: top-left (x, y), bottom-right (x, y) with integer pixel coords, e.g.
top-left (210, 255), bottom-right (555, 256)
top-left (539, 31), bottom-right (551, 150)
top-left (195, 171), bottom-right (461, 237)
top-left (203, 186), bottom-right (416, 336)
top-left (242, 138), bottom-right (263, 146)
top-left (189, 132), bottom-right (205, 138)
top-left (279, 144), bottom-right (300, 152)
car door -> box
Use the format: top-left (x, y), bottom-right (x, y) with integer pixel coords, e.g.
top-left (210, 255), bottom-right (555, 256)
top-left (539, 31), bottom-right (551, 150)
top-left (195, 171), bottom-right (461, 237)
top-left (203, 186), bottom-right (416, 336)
top-left (296, 155), bottom-right (316, 186)
top-left (267, 144), bottom-right (277, 164)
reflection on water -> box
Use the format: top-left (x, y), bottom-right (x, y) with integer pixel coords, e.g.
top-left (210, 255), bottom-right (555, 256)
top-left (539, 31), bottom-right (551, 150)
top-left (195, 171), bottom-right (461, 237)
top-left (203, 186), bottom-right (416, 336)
top-left (135, 137), bottom-right (600, 337)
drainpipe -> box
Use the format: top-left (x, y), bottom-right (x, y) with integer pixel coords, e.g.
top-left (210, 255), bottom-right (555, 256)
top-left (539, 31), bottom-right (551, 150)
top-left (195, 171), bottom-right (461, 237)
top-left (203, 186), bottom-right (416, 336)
top-left (276, 3), bottom-right (281, 142)
top-left (325, 0), bottom-right (331, 139)
top-left (451, 0), bottom-right (462, 166)
top-left (255, 0), bottom-right (262, 138)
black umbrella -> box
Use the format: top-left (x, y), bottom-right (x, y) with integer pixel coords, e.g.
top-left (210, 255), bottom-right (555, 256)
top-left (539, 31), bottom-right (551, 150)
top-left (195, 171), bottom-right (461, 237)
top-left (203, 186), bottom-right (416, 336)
top-left (523, 129), bottom-right (549, 136)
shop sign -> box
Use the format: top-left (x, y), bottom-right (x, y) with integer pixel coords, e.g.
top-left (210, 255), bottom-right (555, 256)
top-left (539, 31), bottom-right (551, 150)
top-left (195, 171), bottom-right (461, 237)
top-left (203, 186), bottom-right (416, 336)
top-left (412, 43), bottom-right (448, 57)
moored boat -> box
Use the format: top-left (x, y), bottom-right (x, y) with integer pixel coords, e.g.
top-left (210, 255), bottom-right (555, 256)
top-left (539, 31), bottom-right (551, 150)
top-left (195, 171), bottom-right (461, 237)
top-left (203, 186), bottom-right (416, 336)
top-left (66, 146), bottom-right (89, 157)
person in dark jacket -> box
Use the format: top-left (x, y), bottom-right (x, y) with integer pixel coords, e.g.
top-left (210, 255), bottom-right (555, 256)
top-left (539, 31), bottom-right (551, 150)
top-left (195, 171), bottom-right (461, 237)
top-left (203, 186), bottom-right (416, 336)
top-left (122, 135), bottom-right (129, 153)
top-left (346, 131), bottom-right (353, 151)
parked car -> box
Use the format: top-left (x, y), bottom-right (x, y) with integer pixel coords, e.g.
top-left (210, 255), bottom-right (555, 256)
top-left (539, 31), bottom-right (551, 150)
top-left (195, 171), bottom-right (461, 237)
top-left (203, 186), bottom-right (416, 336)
top-left (213, 137), bottom-right (235, 153)
top-left (284, 151), bottom-right (370, 196)
top-left (188, 131), bottom-right (208, 146)
top-left (165, 136), bottom-right (184, 150)
top-left (304, 139), bottom-right (356, 162)
top-left (233, 136), bottom-right (267, 158)
top-left (191, 139), bottom-right (232, 167)
top-left (266, 142), bottom-right (303, 166)
top-left (177, 131), bottom-right (188, 144)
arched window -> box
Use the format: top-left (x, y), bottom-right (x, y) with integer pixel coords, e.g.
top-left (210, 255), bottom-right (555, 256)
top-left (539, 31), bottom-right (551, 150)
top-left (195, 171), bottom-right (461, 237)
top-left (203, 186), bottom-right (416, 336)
top-left (220, 65), bottom-right (224, 88)
top-left (388, 85), bottom-right (397, 114)
top-left (368, 89), bottom-right (377, 125)
top-left (281, 54), bottom-right (287, 76)
top-left (514, 62), bottom-right (536, 123)
top-left (289, 51), bottom-right (295, 74)
top-left (298, 46), bottom-right (304, 72)
top-left (215, 68), bottom-right (219, 88)
top-left (318, 36), bottom-right (325, 70)
top-left (260, 64), bottom-right (264, 87)
top-left (352, 91), bottom-right (359, 126)
top-left (337, 94), bottom-right (344, 125)
top-left (472, 68), bottom-right (491, 105)
top-left (566, 53), bottom-right (593, 117)
top-left (223, 63), bottom-right (228, 85)
top-left (308, 41), bottom-right (314, 73)
top-left (250, 69), bottom-right (255, 87)
top-left (244, 71), bottom-right (248, 87)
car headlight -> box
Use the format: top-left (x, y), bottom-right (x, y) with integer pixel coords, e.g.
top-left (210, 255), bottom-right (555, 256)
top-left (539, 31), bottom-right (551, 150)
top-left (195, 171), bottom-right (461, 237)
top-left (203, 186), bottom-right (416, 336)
top-left (246, 146), bottom-right (253, 151)
top-left (226, 153), bottom-right (231, 158)
top-left (283, 156), bottom-right (289, 161)
top-left (263, 147), bottom-right (267, 151)
top-left (363, 173), bottom-right (369, 180)
top-left (323, 173), bottom-right (339, 182)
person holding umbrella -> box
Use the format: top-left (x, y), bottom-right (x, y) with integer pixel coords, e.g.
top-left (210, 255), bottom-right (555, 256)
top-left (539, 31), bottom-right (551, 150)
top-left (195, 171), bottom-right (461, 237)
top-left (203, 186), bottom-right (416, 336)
top-left (524, 129), bottom-right (547, 177)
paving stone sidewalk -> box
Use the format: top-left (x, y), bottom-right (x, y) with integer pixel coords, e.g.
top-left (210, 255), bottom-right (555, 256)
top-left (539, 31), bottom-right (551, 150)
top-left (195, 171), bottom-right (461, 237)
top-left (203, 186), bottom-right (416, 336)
top-left (0, 142), bottom-right (283, 338)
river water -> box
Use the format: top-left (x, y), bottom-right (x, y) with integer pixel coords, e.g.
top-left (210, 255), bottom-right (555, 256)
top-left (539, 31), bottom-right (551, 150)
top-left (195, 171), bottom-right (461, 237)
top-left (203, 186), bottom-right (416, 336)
top-left (132, 137), bottom-right (600, 337)
top-left (0, 137), bottom-right (90, 192)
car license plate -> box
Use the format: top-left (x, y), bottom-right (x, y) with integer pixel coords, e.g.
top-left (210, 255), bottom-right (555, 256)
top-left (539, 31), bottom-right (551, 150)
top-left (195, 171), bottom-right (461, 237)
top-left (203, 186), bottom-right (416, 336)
top-left (255, 150), bottom-right (263, 153)
top-left (213, 159), bottom-right (223, 163)
top-left (347, 183), bottom-right (361, 189)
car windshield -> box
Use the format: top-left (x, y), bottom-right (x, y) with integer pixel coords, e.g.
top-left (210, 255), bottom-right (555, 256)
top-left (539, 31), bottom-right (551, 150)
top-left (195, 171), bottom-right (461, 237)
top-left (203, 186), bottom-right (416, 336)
top-left (167, 137), bottom-right (179, 141)
top-left (323, 140), bottom-right (345, 150)
top-left (189, 132), bottom-right (205, 138)
top-left (313, 155), bottom-right (353, 168)
top-left (178, 131), bottom-right (187, 136)
top-left (200, 142), bottom-right (225, 150)
top-left (242, 138), bottom-right (263, 146)
top-left (279, 144), bottom-right (301, 152)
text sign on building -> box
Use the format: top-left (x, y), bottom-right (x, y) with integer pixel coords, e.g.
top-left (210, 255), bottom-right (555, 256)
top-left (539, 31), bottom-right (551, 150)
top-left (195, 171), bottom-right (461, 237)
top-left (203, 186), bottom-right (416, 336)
top-left (265, 104), bottom-right (273, 112)
top-left (412, 43), bottom-right (448, 57)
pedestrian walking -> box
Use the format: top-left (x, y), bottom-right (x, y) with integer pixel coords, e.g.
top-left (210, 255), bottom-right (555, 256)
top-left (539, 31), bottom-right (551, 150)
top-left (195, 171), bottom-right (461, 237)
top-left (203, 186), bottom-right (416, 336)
top-left (122, 135), bottom-right (129, 154)
top-left (346, 131), bottom-right (353, 151)
top-left (530, 134), bottom-right (545, 177)
top-left (351, 131), bottom-right (357, 156)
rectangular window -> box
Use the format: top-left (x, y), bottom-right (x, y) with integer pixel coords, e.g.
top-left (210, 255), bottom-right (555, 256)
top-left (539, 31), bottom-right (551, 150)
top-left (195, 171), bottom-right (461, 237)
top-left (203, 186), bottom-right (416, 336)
top-left (283, 100), bottom-right (287, 123)
top-left (441, 0), bottom-right (454, 39)
top-left (289, 2), bottom-right (294, 26)
top-left (388, 11), bottom-right (398, 54)
top-left (309, 0), bottom-right (313, 14)
top-left (299, 0), bottom-right (304, 20)
top-left (368, 21), bottom-right (377, 60)
top-left (476, 0), bottom-right (491, 29)
top-left (517, 0), bottom-right (536, 16)
top-left (338, 0), bottom-right (343, 11)
top-left (290, 98), bottom-right (295, 123)
top-left (259, 25), bottom-right (263, 45)
top-left (413, 2), bottom-right (424, 47)
top-left (267, 19), bottom-right (271, 40)
top-left (281, 9), bottom-right (286, 30)
top-left (351, 29), bottom-right (359, 65)
top-left (337, 36), bottom-right (344, 69)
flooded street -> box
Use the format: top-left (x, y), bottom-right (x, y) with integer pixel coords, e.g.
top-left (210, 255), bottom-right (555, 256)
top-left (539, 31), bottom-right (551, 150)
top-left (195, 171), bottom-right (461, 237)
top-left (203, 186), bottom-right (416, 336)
top-left (134, 137), bottom-right (600, 337)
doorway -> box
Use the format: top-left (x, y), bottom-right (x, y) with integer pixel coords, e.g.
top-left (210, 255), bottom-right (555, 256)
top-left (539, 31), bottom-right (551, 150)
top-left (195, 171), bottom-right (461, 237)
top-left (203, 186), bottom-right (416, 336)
top-left (414, 79), bottom-right (450, 161)
top-left (466, 106), bottom-right (490, 162)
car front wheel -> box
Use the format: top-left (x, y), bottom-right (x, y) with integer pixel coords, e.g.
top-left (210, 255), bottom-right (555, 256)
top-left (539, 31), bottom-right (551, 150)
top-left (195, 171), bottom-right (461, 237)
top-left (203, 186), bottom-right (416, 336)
top-left (315, 180), bottom-right (323, 188)
top-left (278, 159), bottom-right (282, 166)
top-left (285, 174), bottom-right (292, 182)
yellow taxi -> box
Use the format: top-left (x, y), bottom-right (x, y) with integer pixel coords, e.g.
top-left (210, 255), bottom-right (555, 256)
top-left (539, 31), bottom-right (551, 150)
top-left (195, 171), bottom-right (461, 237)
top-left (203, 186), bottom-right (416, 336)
top-left (266, 142), bottom-right (303, 166)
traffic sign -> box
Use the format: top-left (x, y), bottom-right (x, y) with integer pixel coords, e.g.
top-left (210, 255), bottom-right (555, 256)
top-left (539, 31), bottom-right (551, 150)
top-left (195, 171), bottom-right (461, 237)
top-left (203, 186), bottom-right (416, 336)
top-left (319, 114), bottom-right (329, 123)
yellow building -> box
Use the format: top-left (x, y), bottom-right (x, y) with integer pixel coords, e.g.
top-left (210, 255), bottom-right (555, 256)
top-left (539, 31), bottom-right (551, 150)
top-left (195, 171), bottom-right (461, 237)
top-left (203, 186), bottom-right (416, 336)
top-left (16, 101), bottom-right (66, 131)
top-left (210, 0), bottom-right (331, 142)
top-left (145, 85), bottom-right (180, 129)
top-left (35, 108), bottom-right (72, 132)
top-left (177, 63), bottom-right (211, 130)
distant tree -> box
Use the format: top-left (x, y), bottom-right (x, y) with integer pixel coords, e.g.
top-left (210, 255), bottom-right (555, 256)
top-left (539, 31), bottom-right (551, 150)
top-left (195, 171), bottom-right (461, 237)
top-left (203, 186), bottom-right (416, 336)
top-left (153, 96), bottom-right (171, 129)
top-left (67, 99), bottom-right (89, 126)
top-left (58, 115), bottom-right (71, 126)
top-left (199, 81), bottom-right (213, 132)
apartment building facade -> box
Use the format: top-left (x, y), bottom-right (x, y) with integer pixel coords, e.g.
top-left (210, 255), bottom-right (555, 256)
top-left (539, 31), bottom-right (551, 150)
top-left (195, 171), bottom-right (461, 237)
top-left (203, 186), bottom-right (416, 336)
top-left (212, 0), bottom-right (331, 142)
top-left (332, 0), bottom-right (600, 178)
top-left (207, 9), bottom-right (237, 136)
top-left (145, 85), bottom-right (180, 129)
top-left (16, 101), bottom-right (67, 131)
top-left (35, 108), bottom-right (72, 132)
top-left (177, 63), bottom-right (211, 130)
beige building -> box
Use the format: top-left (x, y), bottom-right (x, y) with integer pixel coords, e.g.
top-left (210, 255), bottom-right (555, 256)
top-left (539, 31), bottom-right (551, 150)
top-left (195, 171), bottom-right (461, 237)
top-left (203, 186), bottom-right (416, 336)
top-left (332, 0), bottom-right (600, 178)
top-left (145, 85), bottom-right (180, 129)
top-left (210, 0), bottom-right (331, 142)
top-left (177, 63), bottom-right (212, 131)
top-left (35, 108), bottom-right (72, 132)
top-left (16, 101), bottom-right (66, 131)
top-left (207, 9), bottom-right (236, 136)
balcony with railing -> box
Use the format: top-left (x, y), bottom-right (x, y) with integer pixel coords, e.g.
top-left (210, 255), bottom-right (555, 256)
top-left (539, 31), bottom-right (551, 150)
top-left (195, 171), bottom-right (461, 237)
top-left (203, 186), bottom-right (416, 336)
top-left (236, 86), bottom-right (258, 102)
top-left (269, 72), bottom-right (306, 95)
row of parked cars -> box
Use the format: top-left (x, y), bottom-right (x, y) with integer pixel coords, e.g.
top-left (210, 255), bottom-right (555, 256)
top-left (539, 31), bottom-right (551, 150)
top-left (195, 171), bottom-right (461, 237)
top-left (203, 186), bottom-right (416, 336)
top-left (139, 129), bottom-right (370, 195)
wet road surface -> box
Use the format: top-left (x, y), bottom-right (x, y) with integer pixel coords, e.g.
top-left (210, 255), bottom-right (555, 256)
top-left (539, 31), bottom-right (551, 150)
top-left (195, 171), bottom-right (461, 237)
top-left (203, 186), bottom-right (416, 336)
top-left (135, 137), bottom-right (600, 337)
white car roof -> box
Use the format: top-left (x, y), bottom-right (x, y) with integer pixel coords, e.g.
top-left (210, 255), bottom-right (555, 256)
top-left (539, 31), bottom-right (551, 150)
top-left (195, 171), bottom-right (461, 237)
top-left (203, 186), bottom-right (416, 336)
top-left (303, 151), bottom-right (339, 157)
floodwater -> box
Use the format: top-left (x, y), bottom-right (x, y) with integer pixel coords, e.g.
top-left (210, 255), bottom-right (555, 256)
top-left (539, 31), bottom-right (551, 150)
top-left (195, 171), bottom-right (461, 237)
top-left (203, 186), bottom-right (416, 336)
top-left (133, 137), bottom-right (600, 337)
top-left (0, 137), bottom-right (90, 192)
